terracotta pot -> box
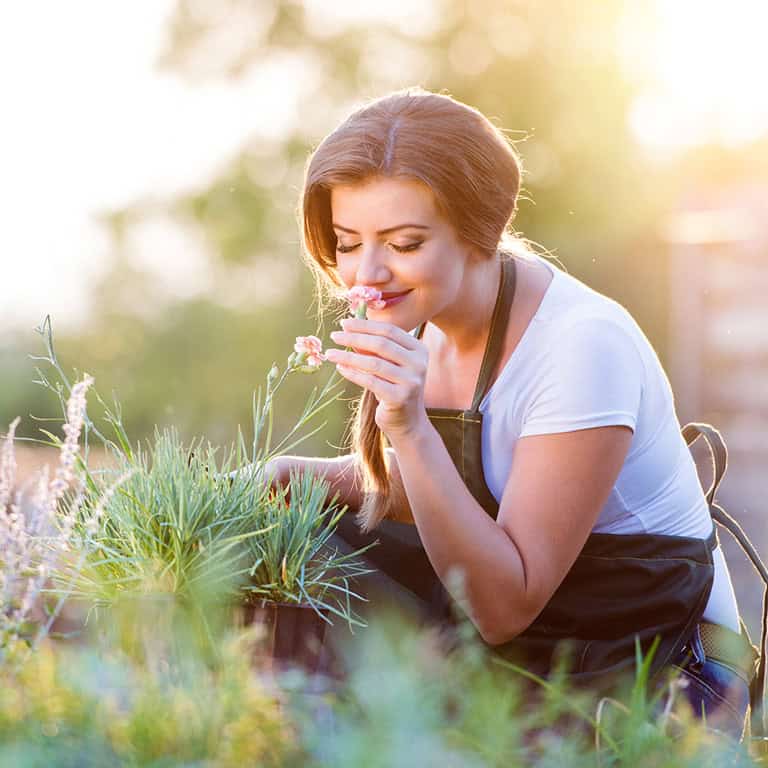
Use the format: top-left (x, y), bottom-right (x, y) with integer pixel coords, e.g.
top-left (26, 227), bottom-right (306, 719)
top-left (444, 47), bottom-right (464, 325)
top-left (238, 600), bottom-right (339, 677)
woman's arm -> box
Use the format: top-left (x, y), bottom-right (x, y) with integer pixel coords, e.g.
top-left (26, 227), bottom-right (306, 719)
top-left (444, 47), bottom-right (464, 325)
top-left (260, 454), bottom-right (362, 511)
top-left (273, 451), bottom-right (413, 521)
top-left (390, 419), bottom-right (632, 645)
top-left (234, 452), bottom-right (413, 520)
top-left (326, 314), bottom-right (639, 645)
top-left (383, 448), bottom-right (415, 523)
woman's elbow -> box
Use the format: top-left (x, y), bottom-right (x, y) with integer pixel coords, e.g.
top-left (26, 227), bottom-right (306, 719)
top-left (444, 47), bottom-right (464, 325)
top-left (475, 610), bottom-right (536, 647)
top-left (467, 565), bottom-right (541, 646)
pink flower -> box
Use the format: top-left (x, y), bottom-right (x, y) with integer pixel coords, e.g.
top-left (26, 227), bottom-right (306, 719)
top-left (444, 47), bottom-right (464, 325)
top-left (48, 374), bottom-right (93, 539)
top-left (292, 335), bottom-right (326, 370)
top-left (346, 285), bottom-right (386, 318)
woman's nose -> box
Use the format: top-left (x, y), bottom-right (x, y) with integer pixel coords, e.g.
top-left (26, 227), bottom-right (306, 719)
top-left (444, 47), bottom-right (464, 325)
top-left (355, 245), bottom-right (391, 285)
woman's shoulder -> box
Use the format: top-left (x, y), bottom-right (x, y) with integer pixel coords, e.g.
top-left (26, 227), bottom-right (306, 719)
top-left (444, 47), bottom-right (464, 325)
top-left (524, 257), bottom-right (650, 361)
top-left (481, 257), bottom-right (649, 412)
top-left (532, 258), bottom-right (629, 324)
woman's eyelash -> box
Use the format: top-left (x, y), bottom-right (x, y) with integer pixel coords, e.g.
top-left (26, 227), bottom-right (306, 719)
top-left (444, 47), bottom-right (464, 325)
top-left (335, 241), bottom-right (423, 254)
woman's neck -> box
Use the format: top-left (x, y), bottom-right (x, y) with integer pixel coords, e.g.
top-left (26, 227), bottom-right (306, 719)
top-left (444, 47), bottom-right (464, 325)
top-left (429, 257), bottom-right (503, 359)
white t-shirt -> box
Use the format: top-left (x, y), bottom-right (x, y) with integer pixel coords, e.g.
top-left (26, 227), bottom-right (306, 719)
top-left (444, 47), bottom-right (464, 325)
top-left (478, 254), bottom-right (739, 631)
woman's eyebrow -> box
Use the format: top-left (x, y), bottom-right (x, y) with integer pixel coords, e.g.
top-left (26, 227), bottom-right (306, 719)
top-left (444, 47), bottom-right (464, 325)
top-left (332, 223), bottom-right (431, 235)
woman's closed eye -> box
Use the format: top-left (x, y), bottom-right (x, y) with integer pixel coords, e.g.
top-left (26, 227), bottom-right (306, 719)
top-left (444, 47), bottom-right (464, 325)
top-left (336, 241), bottom-right (423, 254)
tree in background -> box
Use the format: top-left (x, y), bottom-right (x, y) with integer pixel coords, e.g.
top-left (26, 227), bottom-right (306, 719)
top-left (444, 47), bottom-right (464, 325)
top-left (3, 0), bottom-right (679, 447)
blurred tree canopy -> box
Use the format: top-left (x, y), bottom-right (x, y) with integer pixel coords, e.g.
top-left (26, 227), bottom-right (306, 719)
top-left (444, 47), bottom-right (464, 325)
top-left (2, 0), bottom-right (694, 453)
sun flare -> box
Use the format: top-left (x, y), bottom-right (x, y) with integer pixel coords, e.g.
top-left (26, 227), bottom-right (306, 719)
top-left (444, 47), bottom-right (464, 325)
top-left (628, 0), bottom-right (768, 149)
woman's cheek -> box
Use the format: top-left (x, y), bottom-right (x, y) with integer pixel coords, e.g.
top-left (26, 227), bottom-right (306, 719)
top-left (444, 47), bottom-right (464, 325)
top-left (335, 256), bottom-right (356, 288)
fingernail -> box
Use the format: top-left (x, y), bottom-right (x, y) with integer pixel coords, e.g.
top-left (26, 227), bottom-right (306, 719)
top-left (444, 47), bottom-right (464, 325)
top-left (330, 330), bottom-right (341, 341)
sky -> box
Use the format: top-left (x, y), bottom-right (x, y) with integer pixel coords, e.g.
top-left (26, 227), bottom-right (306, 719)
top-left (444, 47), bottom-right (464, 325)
top-left (1, 0), bottom-right (766, 338)
top-left (626, 0), bottom-right (768, 150)
top-left (0, 1), bottom-right (308, 335)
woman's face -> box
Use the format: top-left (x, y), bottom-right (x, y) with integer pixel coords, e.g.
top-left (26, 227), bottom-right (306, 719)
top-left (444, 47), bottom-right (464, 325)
top-left (330, 176), bottom-right (473, 331)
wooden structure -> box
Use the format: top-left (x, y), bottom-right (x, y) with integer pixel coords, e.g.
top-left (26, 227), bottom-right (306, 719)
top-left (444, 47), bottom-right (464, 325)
top-left (665, 202), bottom-right (768, 636)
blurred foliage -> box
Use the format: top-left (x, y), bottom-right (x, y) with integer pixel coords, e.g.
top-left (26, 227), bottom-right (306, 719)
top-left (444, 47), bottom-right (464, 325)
top-left (0, 630), bottom-right (294, 767)
top-left (2, 299), bottom-right (356, 452)
top-left (0, 599), bottom-right (757, 766)
top-left (1, 0), bottom-right (714, 449)
top-left (299, 608), bottom-right (755, 767)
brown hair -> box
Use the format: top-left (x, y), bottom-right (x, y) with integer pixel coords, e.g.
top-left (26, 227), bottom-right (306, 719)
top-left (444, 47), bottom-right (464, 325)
top-left (299, 87), bottom-right (523, 532)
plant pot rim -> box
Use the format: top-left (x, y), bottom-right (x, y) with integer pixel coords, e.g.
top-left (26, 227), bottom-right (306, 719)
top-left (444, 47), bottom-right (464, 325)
top-left (239, 598), bottom-right (331, 612)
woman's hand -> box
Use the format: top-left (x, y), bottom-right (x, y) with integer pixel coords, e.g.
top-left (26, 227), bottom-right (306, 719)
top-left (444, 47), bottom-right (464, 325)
top-left (226, 457), bottom-right (286, 493)
top-left (262, 457), bottom-right (288, 493)
top-left (325, 317), bottom-right (430, 442)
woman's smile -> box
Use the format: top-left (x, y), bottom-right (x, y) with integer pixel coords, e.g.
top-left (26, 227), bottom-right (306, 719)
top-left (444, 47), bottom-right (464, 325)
top-left (376, 289), bottom-right (413, 309)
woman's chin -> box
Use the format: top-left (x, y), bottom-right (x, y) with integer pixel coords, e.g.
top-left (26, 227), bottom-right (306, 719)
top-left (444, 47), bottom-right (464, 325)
top-left (368, 308), bottom-right (416, 331)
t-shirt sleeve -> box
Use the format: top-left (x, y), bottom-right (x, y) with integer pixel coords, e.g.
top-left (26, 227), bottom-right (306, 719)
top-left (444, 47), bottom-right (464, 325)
top-left (520, 316), bottom-right (643, 438)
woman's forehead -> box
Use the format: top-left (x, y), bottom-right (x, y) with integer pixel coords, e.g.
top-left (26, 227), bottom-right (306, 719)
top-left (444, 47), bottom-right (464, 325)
top-left (330, 177), bottom-right (439, 229)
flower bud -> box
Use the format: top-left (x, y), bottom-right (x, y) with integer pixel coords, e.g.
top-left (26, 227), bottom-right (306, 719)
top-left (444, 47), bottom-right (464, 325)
top-left (291, 335), bottom-right (326, 373)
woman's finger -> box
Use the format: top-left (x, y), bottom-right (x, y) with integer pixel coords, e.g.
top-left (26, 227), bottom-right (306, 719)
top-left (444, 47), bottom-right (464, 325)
top-left (334, 364), bottom-right (400, 402)
top-left (325, 348), bottom-right (407, 384)
top-left (329, 330), bottom-right (416, 367)
top-left (339, 318), bottom-right (421, 351)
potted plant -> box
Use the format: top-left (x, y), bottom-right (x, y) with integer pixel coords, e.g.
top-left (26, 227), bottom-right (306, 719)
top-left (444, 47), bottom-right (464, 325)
top-left (28, 316), bottom-right (376, 676)
top-left (236, 468), bottom-right (375, 677)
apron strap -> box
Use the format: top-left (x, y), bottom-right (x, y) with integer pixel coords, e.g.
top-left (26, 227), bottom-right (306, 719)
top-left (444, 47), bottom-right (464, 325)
top-left (684, 421), bottom-right (768, 741)
top-left (682, 422), bottom-right (727, 506)
top-left (469, 257), bottom-right (517, 413)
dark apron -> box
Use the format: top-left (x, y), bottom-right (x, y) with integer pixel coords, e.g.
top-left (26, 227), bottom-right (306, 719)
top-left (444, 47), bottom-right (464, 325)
top-left (335, 256), bottom-right (716, 684)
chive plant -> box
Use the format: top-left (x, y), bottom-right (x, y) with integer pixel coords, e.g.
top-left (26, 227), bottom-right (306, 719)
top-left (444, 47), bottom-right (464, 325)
top-left (241, 468), bottom-right (376, 626)
top-left (28, 316), bottom-right (376, 635)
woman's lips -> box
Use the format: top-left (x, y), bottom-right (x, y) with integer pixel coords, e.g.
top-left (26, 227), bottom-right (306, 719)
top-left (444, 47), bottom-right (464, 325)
top-left (379, 290), bottom-right (412, 308)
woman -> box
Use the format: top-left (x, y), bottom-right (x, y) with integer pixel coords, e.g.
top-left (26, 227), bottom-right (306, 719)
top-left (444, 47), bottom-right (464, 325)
top-left (268, 87), bottom-right (756, 738)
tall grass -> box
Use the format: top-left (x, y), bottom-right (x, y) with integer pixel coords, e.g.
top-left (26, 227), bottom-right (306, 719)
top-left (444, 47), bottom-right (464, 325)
top-left (293, 608), bottom-right (757, 767)
top-left (0, 376), bottom-right (116, 660)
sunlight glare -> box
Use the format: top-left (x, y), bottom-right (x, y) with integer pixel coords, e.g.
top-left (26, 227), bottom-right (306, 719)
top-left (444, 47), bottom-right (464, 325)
top-left (627, 0), bottom-right (768, 150)
top-left (0, 1), bottom-right (310, 335)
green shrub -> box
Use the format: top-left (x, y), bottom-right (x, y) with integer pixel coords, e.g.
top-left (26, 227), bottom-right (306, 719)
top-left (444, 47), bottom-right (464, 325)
top-left (0, 632), bottom-right (293, 767)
